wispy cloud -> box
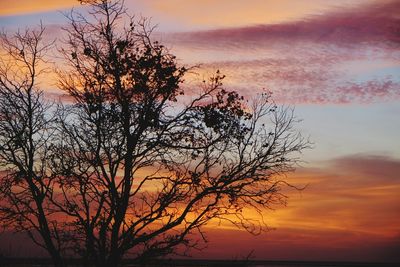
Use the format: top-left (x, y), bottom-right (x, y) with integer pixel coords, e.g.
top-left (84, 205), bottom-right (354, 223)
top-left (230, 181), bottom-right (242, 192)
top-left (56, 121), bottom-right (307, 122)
top-left (177, 154), bottom-right (400, 261)
top-left (2, 154), bottom-right (398, 261)
top-left (197, 226), bottom-right (400, 261)
top-left (196, 154), bottom-right (400, 261)
top-left (168, 0), bottom-right (400, 48)
top-left (3, 1), bottom-right (399, 105)
top-left (281, 154), bottom-right (400, 236)
top-left (191, 58), bottom-right (400, 104)
top-left (163, 0), bottom-right (400, 105)
top-left (0, 0), bottom-right (77, 16)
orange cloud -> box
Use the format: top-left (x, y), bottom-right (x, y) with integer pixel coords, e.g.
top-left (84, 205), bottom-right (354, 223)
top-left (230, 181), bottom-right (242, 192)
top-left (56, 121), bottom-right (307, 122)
top-left (282, 155), bottom-right (400, 234)
top-left (1, 154), bottom-right (399, 262)
top-left (148, 0), bottom-right (378, 28)
top-left (192, 154), bottom-right (400, 261)
top-left (0, 0), bottom-right (77, 16)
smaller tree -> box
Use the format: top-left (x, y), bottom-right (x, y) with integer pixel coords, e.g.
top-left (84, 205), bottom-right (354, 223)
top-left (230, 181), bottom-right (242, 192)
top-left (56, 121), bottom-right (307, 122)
top-left (0, 26), bottom-right (63, 266)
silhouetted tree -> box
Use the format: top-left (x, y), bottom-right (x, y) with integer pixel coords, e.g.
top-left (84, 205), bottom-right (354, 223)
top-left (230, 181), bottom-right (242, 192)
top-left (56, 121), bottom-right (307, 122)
top-left (47, 1), bottom-right (309, 266)
top-left (0, 1), bottom-right (309, 266)
top-left (0, 26), bottom-right (64, 266)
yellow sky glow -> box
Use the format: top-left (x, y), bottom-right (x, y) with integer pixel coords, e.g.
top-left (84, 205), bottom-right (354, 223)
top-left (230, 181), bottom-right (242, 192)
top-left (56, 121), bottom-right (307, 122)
top-left (0, 0), bottom-right (77, 16)
top-left (148, 0), bottom-right (375, 28)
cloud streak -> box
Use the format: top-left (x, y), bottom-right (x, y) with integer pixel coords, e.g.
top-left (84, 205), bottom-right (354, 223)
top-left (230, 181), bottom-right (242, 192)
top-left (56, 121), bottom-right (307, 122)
top-left (168, 0), bottom-right (400, 48)
top-left (0, 0), bottom-right (76, 16)
top-left (281, 154), bottom-right (400, 236)
top-left (209, 154), bottom-right (400, 262)
top-left (192, 58), bottom-right (400, 104)
top-left (162, 0), bottom-right (400, 105)
top-left (196, 227), bottom-right (400, 262)
top-left (3, 1), bottom-right (398, 105)
top-left (163, 154), bottom-right (400, 261)
top-left (1, 154), bottom-right (399, 262)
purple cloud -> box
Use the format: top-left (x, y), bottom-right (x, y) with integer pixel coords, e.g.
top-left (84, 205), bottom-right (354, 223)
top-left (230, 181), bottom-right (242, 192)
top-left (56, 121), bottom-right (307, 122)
top-left (168, 0), bottom-right (400, 49)
top-left (162, 1), bottom-right (400, 105)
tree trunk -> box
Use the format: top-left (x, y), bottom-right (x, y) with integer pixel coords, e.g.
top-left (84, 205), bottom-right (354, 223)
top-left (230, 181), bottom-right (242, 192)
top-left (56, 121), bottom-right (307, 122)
top-left (105, 253), bottom-right (121, 267)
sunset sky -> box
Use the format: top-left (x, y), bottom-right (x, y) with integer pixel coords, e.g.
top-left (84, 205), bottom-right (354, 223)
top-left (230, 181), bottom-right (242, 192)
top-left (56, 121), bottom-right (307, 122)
top-left (0, 0), bottom-right (399, 262)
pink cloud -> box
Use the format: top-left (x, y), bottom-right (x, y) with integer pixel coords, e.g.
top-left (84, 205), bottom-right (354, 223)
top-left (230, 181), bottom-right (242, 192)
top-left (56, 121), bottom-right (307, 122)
top-left (161, 1), bottom-right (400, 105)
top-left (35, 1), bottom-right (400, 105)
top-left (168, 0), bottom-right (400, 49)
top-left (274, 78), bottom-right (400, 104)
top-left (196, 58), bottom-right (400, 104)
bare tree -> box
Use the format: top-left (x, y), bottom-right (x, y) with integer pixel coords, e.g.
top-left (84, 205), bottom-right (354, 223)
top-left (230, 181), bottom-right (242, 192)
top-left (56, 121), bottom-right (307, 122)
top-left (0, 26), bottom-right (64, 265)
top-left (47, 1), bottom-right (309, 266)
